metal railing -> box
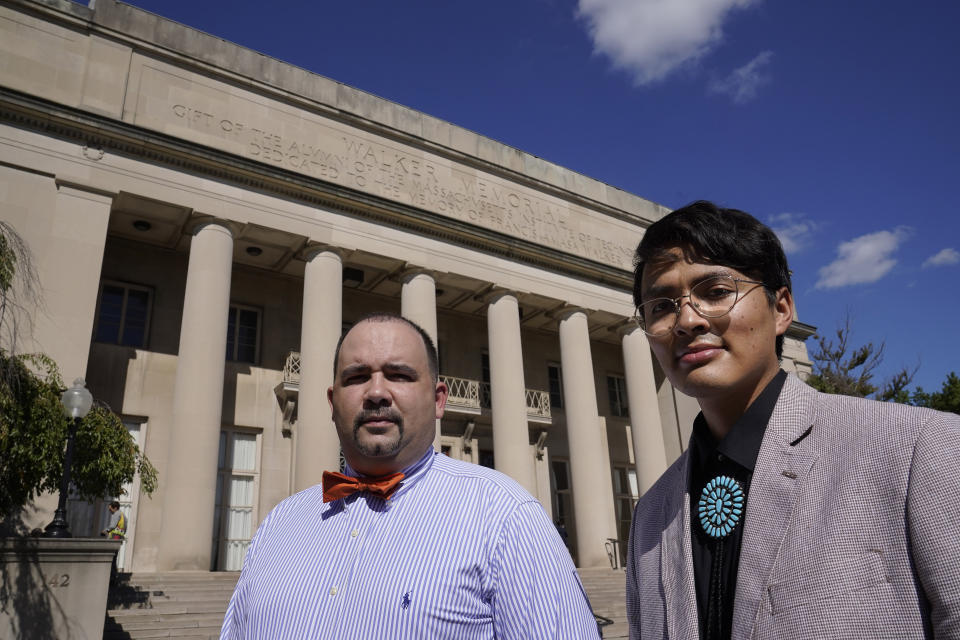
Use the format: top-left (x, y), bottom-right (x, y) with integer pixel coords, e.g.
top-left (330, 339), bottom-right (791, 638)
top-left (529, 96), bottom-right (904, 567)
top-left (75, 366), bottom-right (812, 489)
top-left (525, 388), bottom-right (551, 420)
top-left (283, 356), bottom-right (550, 421)
top-left (480, 382), bottom-right (492, 409)
top-left (282, 351), bottom-right (301, 385)
top-left (605, 538), bottom-right (626, 570)
top-left (439, 375), bottom-right (481, 412)
top-left (479, 382), bottom-right (551, 420)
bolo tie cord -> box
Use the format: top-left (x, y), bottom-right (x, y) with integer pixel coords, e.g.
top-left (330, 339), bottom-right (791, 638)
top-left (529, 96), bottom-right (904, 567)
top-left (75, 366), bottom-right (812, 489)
top-left (707, 540), bottom-right (724, 640)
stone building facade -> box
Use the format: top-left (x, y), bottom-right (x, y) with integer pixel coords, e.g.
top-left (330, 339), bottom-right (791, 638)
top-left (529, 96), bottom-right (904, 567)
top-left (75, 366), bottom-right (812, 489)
top-left (0, 0), bottom-right (813, 571)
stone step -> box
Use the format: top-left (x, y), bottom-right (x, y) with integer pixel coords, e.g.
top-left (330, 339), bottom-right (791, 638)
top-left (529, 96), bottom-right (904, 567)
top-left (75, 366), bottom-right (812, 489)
top-left (127, 571), bottom-right (239, 580)
top-left (108, 614), bottom-right (222, 628)
top-left (105, 614), bottom-right (224, 631)
top-left (122, 585), bottom-right (235, 592)
top-left (119, 584), bottom-right (232, 591)
top-left (577, 568), bottom-right (628, 639)
top-left (104, 627), bottom-right (220, 639)
top-left (104, 612), bottom-right (223, 639)
top-left (118, 591), bottom-right (234, 605)
top-left (111, 601), bottom-right (230, 616)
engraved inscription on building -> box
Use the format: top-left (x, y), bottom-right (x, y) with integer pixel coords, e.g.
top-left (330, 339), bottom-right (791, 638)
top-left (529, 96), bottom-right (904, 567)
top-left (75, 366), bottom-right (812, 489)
top-left (151, 68), bottom-right (636, 269)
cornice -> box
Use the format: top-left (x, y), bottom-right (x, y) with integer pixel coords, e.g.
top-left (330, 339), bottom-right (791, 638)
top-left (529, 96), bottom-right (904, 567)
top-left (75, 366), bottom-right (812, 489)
top-left (0, 88), bottom-right (635, 291)
top-left (786, 320), bottom-right (817, 341)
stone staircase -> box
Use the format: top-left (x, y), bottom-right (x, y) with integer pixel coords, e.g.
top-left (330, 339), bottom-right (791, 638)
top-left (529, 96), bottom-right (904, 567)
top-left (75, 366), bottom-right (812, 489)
top-left (104, 572), bottom-right (238, 640)
top-left (104, 567), bottom-right (627, 639)
top-left (579, 567), bottom-right (628, 639)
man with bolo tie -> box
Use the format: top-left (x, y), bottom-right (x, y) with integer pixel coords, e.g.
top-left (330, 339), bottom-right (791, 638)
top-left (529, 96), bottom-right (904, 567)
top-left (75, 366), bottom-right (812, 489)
top-left (626, 201), bottom-right (960, 639)
top-left (221, 312), bottom-right (600, 639)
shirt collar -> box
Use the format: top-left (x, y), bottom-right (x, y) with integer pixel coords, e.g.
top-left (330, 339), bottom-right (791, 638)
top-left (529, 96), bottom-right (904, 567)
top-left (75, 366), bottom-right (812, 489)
top-left (690, 369), bottom-right (787, 472)
top-left (342, 447), bottom-right (436, 500)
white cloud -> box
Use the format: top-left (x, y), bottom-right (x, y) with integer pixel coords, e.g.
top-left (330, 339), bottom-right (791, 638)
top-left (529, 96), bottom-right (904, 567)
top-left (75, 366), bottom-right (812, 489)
top-left (922, 248), bottom-right (960, 269)
top-left (769, 212), bottom-right (817, 254)
top-left (576, 0), bottom-right (759, 86)
top-left (709, 50), bottom-right (773, 103)
top-left (816, 227), bottom-right (912, 289)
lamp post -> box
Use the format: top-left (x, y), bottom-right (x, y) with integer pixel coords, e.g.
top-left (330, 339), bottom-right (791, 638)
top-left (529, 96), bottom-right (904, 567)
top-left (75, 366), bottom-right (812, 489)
top-left (44, 378), bottom-right (93, 538)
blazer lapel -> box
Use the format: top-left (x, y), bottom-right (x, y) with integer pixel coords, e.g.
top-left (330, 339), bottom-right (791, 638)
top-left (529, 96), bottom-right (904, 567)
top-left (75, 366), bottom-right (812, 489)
top-left (660, 453), bottom-right (700, 640)
top-left (731, 375), bottom-right (820, 640)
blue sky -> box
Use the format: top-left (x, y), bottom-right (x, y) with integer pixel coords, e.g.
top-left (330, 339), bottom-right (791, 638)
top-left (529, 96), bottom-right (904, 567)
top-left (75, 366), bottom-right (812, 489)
top-left (121, 0), bottom-right (959, 394)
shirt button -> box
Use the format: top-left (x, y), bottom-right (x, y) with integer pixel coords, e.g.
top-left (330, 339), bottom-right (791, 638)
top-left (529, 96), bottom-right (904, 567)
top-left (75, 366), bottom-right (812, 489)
top-left (330, 586), bottom-right (338, 596)
top-left (350, 529), bottom-right (359, 538)
top-left (717, 453), bottom-right (725, 462)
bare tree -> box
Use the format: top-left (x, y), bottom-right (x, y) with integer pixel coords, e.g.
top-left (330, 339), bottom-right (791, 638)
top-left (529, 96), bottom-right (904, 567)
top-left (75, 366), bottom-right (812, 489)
top-left (0, 220), bottom-right (40, 357)
top-left (805, 312), bottom-right (917, 402)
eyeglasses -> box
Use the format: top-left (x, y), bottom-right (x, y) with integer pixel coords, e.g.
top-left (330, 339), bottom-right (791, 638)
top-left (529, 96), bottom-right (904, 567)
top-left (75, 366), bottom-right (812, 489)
top-left (634, 275), bottom-right (768, 337)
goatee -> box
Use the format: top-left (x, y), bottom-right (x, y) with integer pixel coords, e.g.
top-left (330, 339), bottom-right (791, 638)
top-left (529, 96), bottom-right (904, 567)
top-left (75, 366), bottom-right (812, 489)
top-left (352, 408), bottom-right (404, 457)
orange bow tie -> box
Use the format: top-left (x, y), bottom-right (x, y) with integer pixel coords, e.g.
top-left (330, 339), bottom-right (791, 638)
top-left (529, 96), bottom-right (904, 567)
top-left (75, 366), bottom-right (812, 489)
top-left (322, 470), bottom-right (405, 503)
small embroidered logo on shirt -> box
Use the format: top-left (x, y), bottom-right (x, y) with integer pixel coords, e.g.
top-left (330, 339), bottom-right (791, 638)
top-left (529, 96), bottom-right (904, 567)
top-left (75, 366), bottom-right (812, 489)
top-left (401, 592), bottom-right (411, 610)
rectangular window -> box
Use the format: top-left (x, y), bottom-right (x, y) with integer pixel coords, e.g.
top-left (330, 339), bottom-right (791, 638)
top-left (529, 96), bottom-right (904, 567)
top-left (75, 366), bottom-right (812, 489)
top-left (547, 364), bottom-right (563, 409)
top-left (550, 458), bottom-right (576, 563)
top-left (612, 464), bottom-right (639, 565)
top-left (226, 304), bottom-right (261, 363)
top-left (607, 374), bottom-right (629, 418)
top-left (94, 281), bottom-right (152, 348)
top-left (479, 450), bottom-right (495, 469)
top-left (480, 351), bottom-right (491, 409)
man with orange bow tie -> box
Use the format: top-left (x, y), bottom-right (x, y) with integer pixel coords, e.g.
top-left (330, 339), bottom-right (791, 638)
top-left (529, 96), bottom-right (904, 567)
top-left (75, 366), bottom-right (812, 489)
top-left (221, 312), bottom-right (599, 639)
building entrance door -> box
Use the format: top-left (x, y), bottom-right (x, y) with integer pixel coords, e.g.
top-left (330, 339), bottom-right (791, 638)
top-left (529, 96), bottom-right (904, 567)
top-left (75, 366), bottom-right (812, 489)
top-left (550, 458), bottom-right (576, 564)
top-left (213, 430), bottom-right (260, 571)
top-left (66, 420), bottom-right (144, 570)
top-left (114, 421), bottom-right (144, 570)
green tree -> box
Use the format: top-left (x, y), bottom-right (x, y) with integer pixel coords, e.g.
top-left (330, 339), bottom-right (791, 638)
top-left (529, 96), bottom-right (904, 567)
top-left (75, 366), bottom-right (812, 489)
top-left (0, 221), bottom-right (157, 520)
top-left (805, 314), bottom-right (916, 402)
top-left (910, 372), bottom-right (960, 414)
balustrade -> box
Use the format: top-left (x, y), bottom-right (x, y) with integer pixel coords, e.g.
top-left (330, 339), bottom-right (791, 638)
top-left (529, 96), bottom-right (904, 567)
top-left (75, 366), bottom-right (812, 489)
top-left (282, 351), bottom-right (302, 385)
top-left (439, 375), bottom-right (481, 413)
top-left (282, 360), bottom-right (550, 421)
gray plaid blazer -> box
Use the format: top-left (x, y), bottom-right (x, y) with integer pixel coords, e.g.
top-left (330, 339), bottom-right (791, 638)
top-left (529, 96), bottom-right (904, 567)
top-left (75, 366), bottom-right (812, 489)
top-left (626, 374), bottom-right (960, 639)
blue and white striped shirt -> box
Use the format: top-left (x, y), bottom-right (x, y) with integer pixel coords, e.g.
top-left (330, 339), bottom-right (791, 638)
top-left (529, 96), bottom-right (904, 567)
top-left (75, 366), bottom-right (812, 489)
top-left (220, 450), bottom-right (599, 639)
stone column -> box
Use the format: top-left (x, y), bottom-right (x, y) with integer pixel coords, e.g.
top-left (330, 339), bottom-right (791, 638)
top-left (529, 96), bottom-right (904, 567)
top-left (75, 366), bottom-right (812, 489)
top-left (486, 291), bottom-right (537, 495)
top-left (43, 183), bottom-right (114, 379)
top-left (158, 219), bottom-right (234, 571)
top-left (620, 324), bottom-right (668, 495)
top-left (558, 308), bottom-right (618, 567)
top-left (400, 270), bottom-right (438, 344)
top-left (15, 182), bottom-right (114, 533)
top-left (294, 246), bottom-right (345, 492)
top-left (400, 269), bottom-right (440, 447)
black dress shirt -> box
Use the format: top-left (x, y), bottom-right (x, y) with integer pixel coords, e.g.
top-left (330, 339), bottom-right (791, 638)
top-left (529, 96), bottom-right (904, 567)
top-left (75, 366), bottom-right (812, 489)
top-left (688, 369), bottom-right (787, 640)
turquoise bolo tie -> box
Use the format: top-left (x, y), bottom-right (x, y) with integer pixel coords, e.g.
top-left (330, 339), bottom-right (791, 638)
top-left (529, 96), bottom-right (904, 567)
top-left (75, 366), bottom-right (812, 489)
top-left (697, 475), bottom-right (745, 538)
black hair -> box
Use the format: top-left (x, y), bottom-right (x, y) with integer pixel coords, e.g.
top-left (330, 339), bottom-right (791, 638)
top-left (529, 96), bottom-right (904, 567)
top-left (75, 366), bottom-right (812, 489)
top-left (110, 500), bottom-right (121, 509)
top-left (633, 200), bottom-right (791, 359)
top-left (332, 312), bottom-right (439, 382)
